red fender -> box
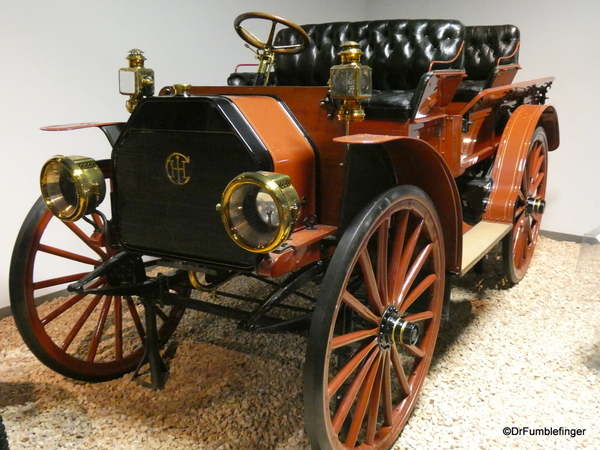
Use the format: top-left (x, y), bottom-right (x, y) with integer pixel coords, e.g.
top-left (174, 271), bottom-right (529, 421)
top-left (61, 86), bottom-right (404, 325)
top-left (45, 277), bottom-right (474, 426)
top-left (335, 134), bottom-right (463, 273)
top-left (483, 105), bottom-right (559, 224)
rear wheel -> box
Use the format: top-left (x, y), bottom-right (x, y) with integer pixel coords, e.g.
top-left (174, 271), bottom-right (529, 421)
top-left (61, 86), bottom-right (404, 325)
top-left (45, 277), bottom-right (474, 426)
top-left (503, 126), bottom-right (548, 284)
top-left (10, 166), bottom-right (186, 382)
top-left (304, 185), bottom-right (445, 449)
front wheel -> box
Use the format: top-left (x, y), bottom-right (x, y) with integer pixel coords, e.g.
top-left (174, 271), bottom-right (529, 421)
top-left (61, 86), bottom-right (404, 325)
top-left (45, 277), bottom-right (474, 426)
top-left (9, 194), bottom-right (186, 382)
top-left (304, 185), bottom-right (445, 449)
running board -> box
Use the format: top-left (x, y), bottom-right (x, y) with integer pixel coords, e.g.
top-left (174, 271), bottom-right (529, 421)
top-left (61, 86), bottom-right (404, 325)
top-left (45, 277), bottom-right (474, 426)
top-left (461, 221), bottom-right (512, 275)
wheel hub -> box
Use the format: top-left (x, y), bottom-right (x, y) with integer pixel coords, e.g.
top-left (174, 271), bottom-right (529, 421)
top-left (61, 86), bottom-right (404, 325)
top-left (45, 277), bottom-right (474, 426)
top-left (379, 306), bottom-right (420, 350)
top-left (526, 198), bottom-right (546, 215)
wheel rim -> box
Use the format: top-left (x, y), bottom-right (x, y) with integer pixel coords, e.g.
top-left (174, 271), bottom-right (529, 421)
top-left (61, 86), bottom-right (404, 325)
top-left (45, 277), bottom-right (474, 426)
top-left (305, 187), bottom-right (444, 449)
top-left (10, 197), bottom-right (186, 382)
top-left (507, 128), bottom-right (548, 282)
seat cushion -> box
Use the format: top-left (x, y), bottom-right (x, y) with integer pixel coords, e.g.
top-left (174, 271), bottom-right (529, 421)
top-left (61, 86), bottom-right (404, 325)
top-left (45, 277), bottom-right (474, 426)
top-left (362, 89), bottom-right (415, 120)
top-left (274, 19), bottom-right (465, 90)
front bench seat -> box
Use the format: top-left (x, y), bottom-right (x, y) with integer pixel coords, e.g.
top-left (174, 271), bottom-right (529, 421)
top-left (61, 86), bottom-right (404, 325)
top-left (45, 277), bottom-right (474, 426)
top-left (273, 19), bottom-right (466, 120)
top-left (453, 24), bottom-right (520, 102)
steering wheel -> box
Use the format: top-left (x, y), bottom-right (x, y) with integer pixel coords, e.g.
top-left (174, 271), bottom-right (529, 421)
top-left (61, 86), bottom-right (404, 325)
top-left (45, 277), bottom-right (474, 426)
top-left (234, 12), bottom-right (309, 55)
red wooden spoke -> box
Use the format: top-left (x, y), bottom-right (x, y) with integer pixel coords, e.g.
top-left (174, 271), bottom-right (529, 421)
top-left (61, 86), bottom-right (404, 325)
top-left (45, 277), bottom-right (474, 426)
top-left (39, 278), bottom-right (105, 325)
top-left (526, 216), bottom-right (535, 244)
top-left (86, 296), bottom-right (113, 362)
top-left (114, 296), bottom-right (123, 360)
top-left (390, 346), bottom-right (410, 396)
top-left (530, 171), bottom-right (545, 195)
top-left (63, 221), bottom-right (109, 260)
top-left (392, 220), bottom-right (424, 304)
top-left (60, 294), bottom-right (103, 351)
top-left (328, 340), bottom-right (378, 399)
top-left (331, 327), bottom-right (379, 350)
top-left (342, 291), bottom-right (380, 325)
top-left (376, 218), bottom-right (390, 307)
top-left (358, 249), bottom-right (384, 315)
top-left (398, 273), bottom-right (437, 315)
top-left (38, 244), bottom-right (101, 266)
top-left (403, 343), bottom-right (426, 359)
top-left (33, 272), bottom-right (92, 291)
top-left (381, 352), bottom-right (394, 427)
top-left (388, 211), bottom-right (409, 306)
top-left (514, 204), bottom-right (527, 219)
top-left (125, 296), bottom-right (146, 342)
top-left (513, 218), bottom-right (527, 265)
top-left (365, 355), bottom-right (386, 445)
top-left (531, 151), bottom-right (545, 185)
top-left (402, 310), bottom-right (434, 323)
top-left (395, 243), bottom-right (433, 308)
top-left (345, 352), bottom-right (383, 448)
top-left (331, 344), bottom-right (380, 433)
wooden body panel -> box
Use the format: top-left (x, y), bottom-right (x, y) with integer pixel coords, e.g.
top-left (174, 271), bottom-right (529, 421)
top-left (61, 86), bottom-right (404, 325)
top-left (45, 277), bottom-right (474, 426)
top-left (225, 95), bottom-right (317, 222)
top-left (170, 86), bottom-right (347, 226)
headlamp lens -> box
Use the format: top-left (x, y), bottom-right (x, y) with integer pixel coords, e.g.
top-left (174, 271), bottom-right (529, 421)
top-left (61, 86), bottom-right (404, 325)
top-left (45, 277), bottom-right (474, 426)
top-left (40, 155), bottom-right (106, 221)
top-left (221, 172), bottom-right (300, 253)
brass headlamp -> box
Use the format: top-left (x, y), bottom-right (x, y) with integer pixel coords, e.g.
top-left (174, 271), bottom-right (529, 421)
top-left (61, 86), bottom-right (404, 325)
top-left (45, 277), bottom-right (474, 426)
top-left (40, 155), bottom-right (106, 222)
top-left (329, 41), bottom-right (372, 122)
top-left (219, 172), bottom-right (301, 253)
top-left (119, 49), bottom-right (154, 113)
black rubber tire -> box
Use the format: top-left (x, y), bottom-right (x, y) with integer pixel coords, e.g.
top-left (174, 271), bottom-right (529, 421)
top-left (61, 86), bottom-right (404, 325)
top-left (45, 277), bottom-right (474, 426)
top-left (0, 414), bottom-right (9, 450)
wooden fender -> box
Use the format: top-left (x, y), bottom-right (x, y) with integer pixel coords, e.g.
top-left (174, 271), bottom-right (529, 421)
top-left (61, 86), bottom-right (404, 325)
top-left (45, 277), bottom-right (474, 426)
top-left (483, 104), bottom-right (559, 224)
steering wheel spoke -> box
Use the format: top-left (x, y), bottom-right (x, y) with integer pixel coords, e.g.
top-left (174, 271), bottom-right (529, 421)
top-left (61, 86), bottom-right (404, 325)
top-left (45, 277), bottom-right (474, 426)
top-left (234, 12), bottom-right (309, 55)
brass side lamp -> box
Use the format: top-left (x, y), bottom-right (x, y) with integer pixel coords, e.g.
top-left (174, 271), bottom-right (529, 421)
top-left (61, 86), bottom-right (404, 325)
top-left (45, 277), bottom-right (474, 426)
top-left (119, 49), bottom-right (154, 113)
top-left (329, 42), bottom-right (372, 122)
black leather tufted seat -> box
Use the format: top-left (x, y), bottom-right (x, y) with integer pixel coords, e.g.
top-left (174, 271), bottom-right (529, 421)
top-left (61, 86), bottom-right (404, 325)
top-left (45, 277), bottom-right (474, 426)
top-left (273, 19), bottom-right (465, 119)
top-left (453, 25), bottom-right (520, 102)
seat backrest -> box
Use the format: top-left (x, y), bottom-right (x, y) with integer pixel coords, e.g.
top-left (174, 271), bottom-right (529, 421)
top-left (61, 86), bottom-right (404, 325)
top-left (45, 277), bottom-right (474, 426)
top-left (274, 19), bottom-right (465, 90)
top-left (463, 25), bottom-right (520, 81)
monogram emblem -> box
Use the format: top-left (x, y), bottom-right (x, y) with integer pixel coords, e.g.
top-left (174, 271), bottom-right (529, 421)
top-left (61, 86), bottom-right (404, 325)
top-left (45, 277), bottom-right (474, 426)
top-left (165, 153), bottom-right (190, 185)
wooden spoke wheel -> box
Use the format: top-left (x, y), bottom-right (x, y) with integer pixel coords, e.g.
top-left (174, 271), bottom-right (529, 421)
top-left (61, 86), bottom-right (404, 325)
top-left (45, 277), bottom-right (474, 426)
top-left (304, 186), bottom-right (445, 450)
top-left (9, 164), bottom-right (186, 382)
top-left (503, 126), bottom-right (548, 284)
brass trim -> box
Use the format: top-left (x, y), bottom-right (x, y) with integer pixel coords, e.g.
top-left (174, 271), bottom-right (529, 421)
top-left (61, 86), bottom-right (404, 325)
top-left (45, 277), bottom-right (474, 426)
top-left (220, 171), bottom-right (301, 253)
top-left (40, 155), bottom-right (106, 222)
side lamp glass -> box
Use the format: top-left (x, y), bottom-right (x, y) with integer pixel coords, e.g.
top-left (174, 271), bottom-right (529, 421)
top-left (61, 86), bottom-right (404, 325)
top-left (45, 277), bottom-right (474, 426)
top-left (329, 41), bottom-right (372, 122)
top-left (119, 49), bottom-right (154, 112)
top-left (40, 155), bottom-right (106, 222)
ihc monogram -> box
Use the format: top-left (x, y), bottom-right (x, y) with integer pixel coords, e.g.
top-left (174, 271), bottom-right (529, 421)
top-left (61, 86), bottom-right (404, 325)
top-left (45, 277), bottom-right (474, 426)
top-left (165, 153), bottom-right (191, 185)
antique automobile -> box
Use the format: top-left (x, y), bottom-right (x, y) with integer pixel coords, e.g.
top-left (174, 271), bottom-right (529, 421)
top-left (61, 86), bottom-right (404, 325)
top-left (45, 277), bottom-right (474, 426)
top-left (9, 12), bottom-right (559, 450)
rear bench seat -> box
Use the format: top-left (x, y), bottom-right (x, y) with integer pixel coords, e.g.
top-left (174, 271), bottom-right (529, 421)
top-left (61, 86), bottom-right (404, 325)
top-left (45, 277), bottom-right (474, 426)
top-left (453, 24), bottom-right (521, 102)
top-left (273, 19), bottom-right (466, 119)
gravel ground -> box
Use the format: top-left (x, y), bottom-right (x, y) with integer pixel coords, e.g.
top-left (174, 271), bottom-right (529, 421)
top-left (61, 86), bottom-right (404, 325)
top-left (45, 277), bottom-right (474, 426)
top-left (0, 236), bottom-right (599, 449)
